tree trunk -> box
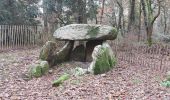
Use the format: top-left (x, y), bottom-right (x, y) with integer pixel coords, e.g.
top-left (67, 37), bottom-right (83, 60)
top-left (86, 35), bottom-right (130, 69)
top-left (43, 0), bottom-right (49, 33)
top-left (138, 0), bottom-right (142, 41)
top-left (163, 7), bottom-right (167, 34)
top-left (146, 25), bottom-right (153, 46)
top-left (128, 0), bottom-right (136, 31)
top-left (116, 0), bottom-right (124, 37)
top-left (91, 0), bottom-right (98, 24)
top-left (78, 0), bottom-right (87, 24)
top-left (100, 0), bottom-right (105, 24)
top-left (141, 0), bottom-right (160, 46)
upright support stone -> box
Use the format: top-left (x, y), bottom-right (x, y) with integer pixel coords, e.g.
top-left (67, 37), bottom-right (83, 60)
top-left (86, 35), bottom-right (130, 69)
top-left (85, 40), bottom-right (103, 62)
top-left (88, 42), bottom-right (116, 74)
top-left (53, 40), bottom-right (74, 65)
top-left (39, 41), bottom-right (57, 66)
top-left (39, 41), bottom-right (74, 66)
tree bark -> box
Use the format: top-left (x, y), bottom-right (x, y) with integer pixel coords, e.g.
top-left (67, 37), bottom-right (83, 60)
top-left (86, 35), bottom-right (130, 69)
top-left (116, 0), bottom-right (124, 37)
top-left (78, 0), bottom-right (87, 24)
top-left (128, 0), bottom-right (136, 31)
top-left (141, 0), bottom-right (160, 46)
top-left (100, 0), bottom-right (105, 24)
top-left (138, 0), bottom-right (142, 41)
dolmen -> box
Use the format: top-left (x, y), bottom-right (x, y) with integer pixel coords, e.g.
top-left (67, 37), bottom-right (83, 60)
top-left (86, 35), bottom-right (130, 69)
top-left (39, 24), bottom-right (118, 74)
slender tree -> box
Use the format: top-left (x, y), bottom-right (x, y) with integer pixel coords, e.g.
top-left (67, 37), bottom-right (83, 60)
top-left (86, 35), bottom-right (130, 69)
top-left (116, 0), bottom-right (125, 36)
top-left (141, 0), bottom-right (161, 45)
top-left (100, 0), bottom-right (105, 24)
top-left (128, 0), bottom-right (136, 31)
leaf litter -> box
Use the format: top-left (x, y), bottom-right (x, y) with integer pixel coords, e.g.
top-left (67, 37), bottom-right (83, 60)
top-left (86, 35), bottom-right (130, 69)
top-left (0, 48), bottom-right (170, 99)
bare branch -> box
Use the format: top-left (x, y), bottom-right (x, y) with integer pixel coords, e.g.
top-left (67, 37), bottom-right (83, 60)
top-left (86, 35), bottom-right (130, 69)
top-left (151, 0), bottom-right (161, 25)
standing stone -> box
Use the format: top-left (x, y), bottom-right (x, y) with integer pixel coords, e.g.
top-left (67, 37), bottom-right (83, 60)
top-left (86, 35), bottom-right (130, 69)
top-left (39, 41), bottom-right (74, 66)
top-left (88, 42), bottom-right (116, 75)
top-left (53, 41), bottom-right (74, 64)
top-left (39, 41), bottom-right (57, 66)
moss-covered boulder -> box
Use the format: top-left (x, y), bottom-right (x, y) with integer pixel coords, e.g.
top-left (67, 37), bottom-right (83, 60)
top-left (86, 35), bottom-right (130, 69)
top-left (88, 42), bottom-right (116, 75)
top-left (85, 40), bottom-right (103, 62)
top-left (30, 64), bottom-right (42, 78)
top-left (52, 73), bottom-right (70, 87)
top-left (28, 61), bottom-right (49, 78)
top-left (40, 61), bottom-right (49, 75)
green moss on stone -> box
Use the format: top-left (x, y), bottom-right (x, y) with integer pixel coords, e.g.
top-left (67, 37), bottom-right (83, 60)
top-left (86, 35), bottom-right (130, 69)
top-left (93, 47), bottom-right (116, 75)
top-left (111, 28), bottom-right (117, 34)
top-left (40, 61), bottom-right (49, 75)
top-left (52, 73), bottom-right (70, 87)
top-left (39, 44), bottom-right (50, 60)
top-left (86, 26), bottom-right (100, 37)
top-left (110, 28), bottom-right (118, 38)
top-left (31, 65), bottom-right (42, 78)
top-left (28, 61), bottom-right (49, 78)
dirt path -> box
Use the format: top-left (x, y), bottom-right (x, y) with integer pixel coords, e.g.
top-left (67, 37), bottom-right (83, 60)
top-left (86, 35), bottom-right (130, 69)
top-left (0, 48), bottom-right (170, 100)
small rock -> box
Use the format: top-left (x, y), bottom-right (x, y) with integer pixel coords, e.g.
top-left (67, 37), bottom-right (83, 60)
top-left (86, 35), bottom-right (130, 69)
top-left (10, 95), bottom-right (20, 100)
top-left (13, 63), bottom-right (18, 66)
top-left (4, 93), bottom-right (10, 97)
top-left (166, 71), bottom-right (170, 81)
top-left (21, 73), bottom-right (31, 81)
top-left (74, 67), bottom-right (87, 76)
top-left (101, 74), bottom-right (106, 77)
top-left (49, 69), bottom-right (53, 74)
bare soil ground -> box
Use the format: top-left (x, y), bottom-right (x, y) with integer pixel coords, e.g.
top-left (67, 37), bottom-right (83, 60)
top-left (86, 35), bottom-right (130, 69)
top-left (0, 48), bottom-right (170, 100)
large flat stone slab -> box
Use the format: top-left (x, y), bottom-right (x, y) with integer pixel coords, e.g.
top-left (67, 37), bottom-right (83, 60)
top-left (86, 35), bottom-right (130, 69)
top-left (53, 24), bottom-right (117, 41)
